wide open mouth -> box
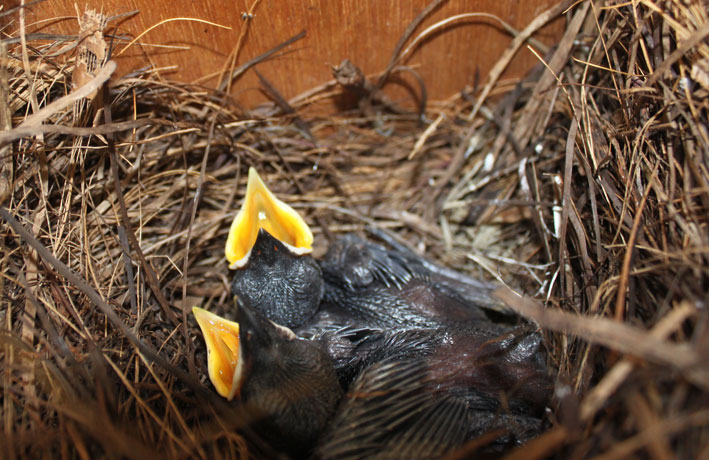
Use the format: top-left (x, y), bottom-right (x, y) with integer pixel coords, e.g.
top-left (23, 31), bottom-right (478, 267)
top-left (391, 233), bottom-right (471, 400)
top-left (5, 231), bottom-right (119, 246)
top-left (192, 307), bottom-right (244, 401)
top-left (225, 167), bottom-right (313, 269)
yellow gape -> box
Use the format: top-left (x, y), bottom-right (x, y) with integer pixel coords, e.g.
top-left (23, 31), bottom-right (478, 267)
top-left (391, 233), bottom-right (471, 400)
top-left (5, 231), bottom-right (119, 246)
top-left (225, 167), bottom-right (313, 269)
top-left (192, 307), bottom-right (244, 401)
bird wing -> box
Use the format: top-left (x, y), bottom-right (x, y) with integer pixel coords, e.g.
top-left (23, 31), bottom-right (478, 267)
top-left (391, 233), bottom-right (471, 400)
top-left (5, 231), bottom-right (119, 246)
top-left (316, 356), bottom-right (469, 460)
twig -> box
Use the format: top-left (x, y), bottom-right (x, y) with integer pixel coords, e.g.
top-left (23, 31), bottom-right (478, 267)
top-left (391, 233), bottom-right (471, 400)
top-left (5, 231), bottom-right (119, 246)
top-left (467, 0), bottom-right (578, 122)
top-left (375, 0), bottom-right (446, 92)
top-left (217, 30), bottom-right (306, 92)
top-left (101, 80), bottom-right (180, 326)
top-left (614, 160), bottom-right (659, 321)
top-left (494, 287), bottom-right (708, 389)
top-left (254, 68), bottom-right (313, 140)
top-left (0, 117), bottom-right (196, 147)
top-left (16, 60), bottom-right (116, 129)
top-left (0, 205), bottom-right (222, 405)
top-left (579, 301), bottom-right (698, 421)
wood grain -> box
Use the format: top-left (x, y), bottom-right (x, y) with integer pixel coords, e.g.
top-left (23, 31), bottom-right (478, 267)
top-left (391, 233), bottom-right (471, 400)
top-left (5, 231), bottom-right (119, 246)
top-left (7, 0), bottom-right (564, 111)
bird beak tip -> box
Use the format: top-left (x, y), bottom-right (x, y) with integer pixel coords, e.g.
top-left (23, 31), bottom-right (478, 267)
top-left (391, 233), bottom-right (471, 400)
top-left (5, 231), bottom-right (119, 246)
top-left (193, 308), bottom-right (243, 400)
top-left (224, 168), bottom-right (313, 267)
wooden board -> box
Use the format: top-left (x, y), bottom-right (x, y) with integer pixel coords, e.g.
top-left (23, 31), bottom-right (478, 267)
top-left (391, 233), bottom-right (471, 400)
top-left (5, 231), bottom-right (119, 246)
top-left (6, 0), bottom-right (563, 111)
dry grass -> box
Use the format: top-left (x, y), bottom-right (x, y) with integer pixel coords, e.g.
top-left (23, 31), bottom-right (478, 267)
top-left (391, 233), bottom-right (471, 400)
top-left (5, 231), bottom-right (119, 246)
top-left (1, 0), bottom-right (708, 458)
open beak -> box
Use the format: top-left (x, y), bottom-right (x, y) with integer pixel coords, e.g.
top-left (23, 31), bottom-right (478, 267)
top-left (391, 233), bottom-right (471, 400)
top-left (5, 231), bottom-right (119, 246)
top-left (193, 307), bottom-right (245, 401)
top-left (225, 167), bottom-right (313, 269)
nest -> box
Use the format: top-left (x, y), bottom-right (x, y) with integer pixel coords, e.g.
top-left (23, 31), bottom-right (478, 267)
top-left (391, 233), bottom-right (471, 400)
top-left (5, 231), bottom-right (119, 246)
top-left (1, 0), bottom-right (708, 458)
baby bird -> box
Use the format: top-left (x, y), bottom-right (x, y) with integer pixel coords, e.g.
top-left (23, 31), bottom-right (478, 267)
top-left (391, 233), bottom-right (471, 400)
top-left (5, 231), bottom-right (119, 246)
top-left (225, 167), bottom-right (323, 329)
top-left (319, 233), bottom-right (504, 330)
top-left (193, 299), bottom-right (341, 458)
top-left (194, 303), bottom-right (550, 459)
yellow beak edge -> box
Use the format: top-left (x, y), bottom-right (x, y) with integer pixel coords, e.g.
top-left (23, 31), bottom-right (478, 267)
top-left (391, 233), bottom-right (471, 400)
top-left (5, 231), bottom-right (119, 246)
top-left (192, 307), bottom-right (243, 401)
top-left (225, 167), bottom-right (313, 269)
